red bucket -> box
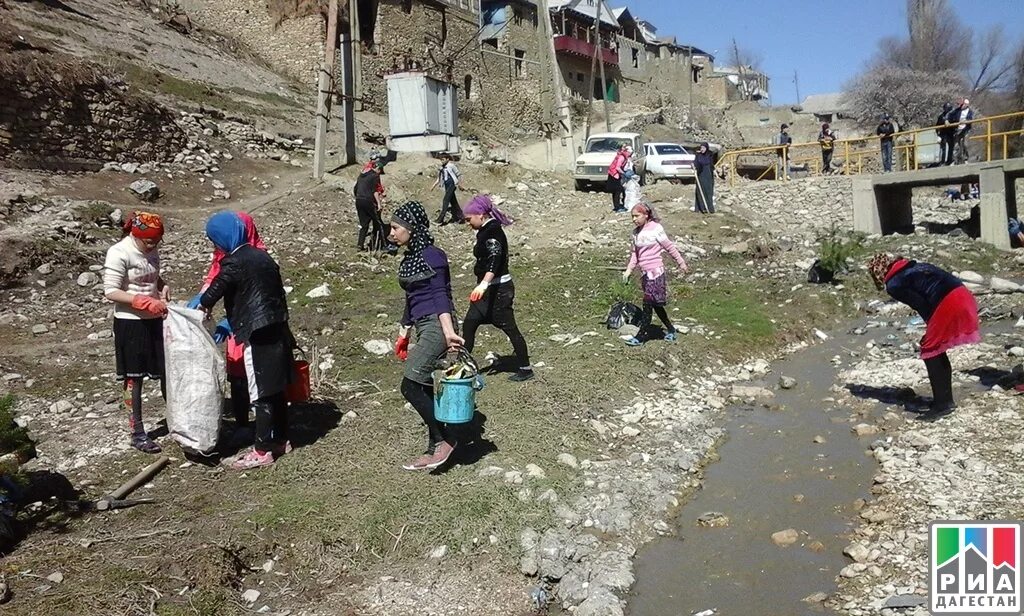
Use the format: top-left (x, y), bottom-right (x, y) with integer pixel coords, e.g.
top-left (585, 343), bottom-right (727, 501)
top-left (286, 359), bottom-right (311, 403)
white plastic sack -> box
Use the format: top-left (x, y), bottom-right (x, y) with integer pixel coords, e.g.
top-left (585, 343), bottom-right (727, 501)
top-left (623, 177), bottom-right (643, 210)
top-left (163, 305), bottom-right (225, 454)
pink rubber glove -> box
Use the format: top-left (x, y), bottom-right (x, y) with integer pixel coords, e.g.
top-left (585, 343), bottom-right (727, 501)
top-left (131, 294), bottom-right (168, 317)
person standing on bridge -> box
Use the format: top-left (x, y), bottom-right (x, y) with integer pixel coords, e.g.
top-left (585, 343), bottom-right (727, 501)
top-left (774, 124), bottom-right (792, 180)
top-left (868, 253), bottom-right (980, 421)
top-left (936, 102), bottom-right (956, 166)
top-left (876, 114), bottom-right (896, 172)
top-left (952, 98), bottom-right (974, 165)
top-left (818, 123), bottom-right (837, 175)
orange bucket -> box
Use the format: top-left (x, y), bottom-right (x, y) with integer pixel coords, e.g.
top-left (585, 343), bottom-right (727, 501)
top-left (286, 359), bottom-right (311, 403)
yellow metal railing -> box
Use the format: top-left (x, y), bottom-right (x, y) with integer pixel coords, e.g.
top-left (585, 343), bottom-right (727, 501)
top-left (715, 109), bottom-right (1024, 186)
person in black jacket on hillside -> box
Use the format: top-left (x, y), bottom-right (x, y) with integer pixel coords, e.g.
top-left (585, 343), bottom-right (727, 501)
top-left (461, 194), bottom-right (533, 382)
top-left (201, 211), bottom-right (296, 470)
top-left (354, 160), bottom-right (387, 251)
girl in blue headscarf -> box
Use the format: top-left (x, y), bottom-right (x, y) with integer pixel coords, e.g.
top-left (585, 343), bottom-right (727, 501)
top-left (199, 211), bottom-right (296, 470)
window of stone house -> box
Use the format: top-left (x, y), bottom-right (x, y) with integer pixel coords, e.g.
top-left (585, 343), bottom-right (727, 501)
top-left (401, 0), bottom-right (412, 14)
top-left (464, 75), bottom-right (472, 99)
top-left (631, 48), bottom-right (639, 69)
top-left (577, 73), bottom-right (584, 82)
top-left (514, 49), bottom-right (525, 78)
top-left (513, 5), bottom-right (523, 26)
top-left (691, 65), bottom-right (702, 84)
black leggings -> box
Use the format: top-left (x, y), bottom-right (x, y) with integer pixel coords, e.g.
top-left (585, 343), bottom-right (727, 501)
top-left (253, 391), bottom-right (288, 453)
top-left (356, 198), bottom-right (382, 250)
top-left (638, 302), bottom-right (674, 340)
top-left (401, 378), bottom-right (447, 447)
top-left (607, 175), bottom-right (624, 210)
top-left (462, 282), bottom-right (531, 369)
top-left (229, 376), bottom-right (250, 425)
top-left (923, 352), bottom-right (954, 406)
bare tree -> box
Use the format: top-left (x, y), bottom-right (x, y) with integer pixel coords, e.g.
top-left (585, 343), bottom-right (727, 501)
top-left (905, 0), bottom-right (971, 73)
top-left (842, 66), bottom-right (964, 128)
top-left (729, 39), bottom-right (765, 102)
top-left (971, 25), bottom-right (1014, 94)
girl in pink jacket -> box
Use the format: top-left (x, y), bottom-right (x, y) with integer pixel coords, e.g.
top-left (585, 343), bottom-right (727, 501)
top-left (622, 203), bottom-right (688, 346)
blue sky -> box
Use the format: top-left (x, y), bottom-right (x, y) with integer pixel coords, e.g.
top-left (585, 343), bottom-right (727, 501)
top-left (618, 0), bottom-right (1024, 105)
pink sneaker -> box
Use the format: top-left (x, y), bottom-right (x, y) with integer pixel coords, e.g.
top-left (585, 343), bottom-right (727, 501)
top-left (229, 448), bottom-right (275, 470)
top-left (402, 449), bottom-right (437, 471)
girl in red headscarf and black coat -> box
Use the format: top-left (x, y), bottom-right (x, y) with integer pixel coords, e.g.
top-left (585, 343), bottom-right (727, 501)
top-left (102, 212), bottom-right (171, 454)
top-left (868, 253), bottom-right (981, 420)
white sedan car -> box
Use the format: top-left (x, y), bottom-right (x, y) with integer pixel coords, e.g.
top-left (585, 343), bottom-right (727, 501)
top-left (642, 143), bottom-right (695, 183)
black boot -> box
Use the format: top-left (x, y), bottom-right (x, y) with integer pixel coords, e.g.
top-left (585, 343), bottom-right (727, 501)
top-left (918, 355), bottom-right (956, 421)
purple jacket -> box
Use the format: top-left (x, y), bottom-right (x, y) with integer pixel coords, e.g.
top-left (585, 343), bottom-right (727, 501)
top-left (401, 246), bottom-right (456, 326)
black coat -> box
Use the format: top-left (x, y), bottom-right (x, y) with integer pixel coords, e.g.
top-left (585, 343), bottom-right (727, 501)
top-left (200, 244), bottom-right (289, 343)
top-left (473, 219), bottom-right (510, 282)
top-left (884, 260), bottom-right (962, 322)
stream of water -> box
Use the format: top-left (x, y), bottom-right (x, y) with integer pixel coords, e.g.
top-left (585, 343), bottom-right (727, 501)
top-left (628, 328), bottom-right (884, 616)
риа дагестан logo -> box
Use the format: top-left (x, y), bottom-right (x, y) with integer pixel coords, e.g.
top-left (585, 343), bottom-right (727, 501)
top-left (930, 522), bottom-right (1021, 614)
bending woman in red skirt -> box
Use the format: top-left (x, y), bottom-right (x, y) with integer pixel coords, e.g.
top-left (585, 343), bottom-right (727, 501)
top-left (868, 253), bottom-right (981, 421)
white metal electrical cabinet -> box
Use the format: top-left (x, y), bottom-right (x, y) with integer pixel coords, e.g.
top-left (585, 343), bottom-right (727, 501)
top-left (385, 72), bottom-right (460, 153)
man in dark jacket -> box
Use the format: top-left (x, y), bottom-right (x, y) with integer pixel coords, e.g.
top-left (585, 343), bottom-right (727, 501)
top-left (936, 102), bottom-right (956, 166)
top-left (353, 160), bottom-right (386, 251)
top-left (201, 211), bottom-right (295, 470)
top-left (876, 114), bottom-right (895, 172)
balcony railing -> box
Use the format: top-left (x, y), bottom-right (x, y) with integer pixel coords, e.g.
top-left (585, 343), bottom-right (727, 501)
top-left (553, 35), bottom-right (619, 66)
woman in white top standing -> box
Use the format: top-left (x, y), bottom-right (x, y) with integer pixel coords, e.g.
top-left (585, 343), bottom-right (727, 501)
top-left (102, 212), bottom-right (171, 454)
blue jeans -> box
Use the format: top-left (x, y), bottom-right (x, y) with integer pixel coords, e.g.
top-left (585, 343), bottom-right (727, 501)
top-left (881, 141), bottom-right (893, 172)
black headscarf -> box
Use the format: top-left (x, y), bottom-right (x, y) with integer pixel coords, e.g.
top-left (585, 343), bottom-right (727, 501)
top-left (392, 201), bottom-right (436, 285)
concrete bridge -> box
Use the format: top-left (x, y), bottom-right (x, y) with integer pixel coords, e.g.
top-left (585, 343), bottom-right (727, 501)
top-left (852, 160), bottom-right (1024, 249)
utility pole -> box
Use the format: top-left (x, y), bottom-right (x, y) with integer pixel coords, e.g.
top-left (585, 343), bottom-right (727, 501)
top-left (338, 0), bottom-right (356, 165)
top-left (595, 0), bottom-right (611, 131)
top-left (351, 0), bottom-right (363, 111)
top-left (731, 37), bottom-right (748, 101)
top-left (312, 0), bottom-right (339, 179)
top-left (793, 70), bottom-right (801, 106)
top-left (687, 44), bottom-right (693, 120)
top-left (538, 0), bottom-right (575, 168)
top-left (584, 20), bottom-right (600, 142)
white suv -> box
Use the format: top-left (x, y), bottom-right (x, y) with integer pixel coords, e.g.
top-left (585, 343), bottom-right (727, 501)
top-left (573, 132), bottom-right (646, 191)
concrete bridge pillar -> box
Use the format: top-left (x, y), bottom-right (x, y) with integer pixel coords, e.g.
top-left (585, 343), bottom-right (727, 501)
top-left (853, 177), bottom-right (913, 235)
top-left (979, 164), bottom-right (1015, 250)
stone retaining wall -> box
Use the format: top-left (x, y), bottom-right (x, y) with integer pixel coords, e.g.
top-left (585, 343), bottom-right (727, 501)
top-left (0, 59), bottom-right (186, 168)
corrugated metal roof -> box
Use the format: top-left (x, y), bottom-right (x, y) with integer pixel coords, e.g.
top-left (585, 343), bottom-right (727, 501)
top-left (548, 0), bottom-right (619, 28)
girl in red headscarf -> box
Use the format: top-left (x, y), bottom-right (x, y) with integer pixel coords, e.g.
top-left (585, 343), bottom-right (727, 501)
top-left (868, 253), bottom-right (980, 420)
top-left (187, 211), bottom-right (266, 434)
top-left (102, 212), bottom-right (170, 454)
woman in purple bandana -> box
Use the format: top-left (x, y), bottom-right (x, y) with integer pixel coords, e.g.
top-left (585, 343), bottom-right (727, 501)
top-left (461, 195), bottom-right (533, 382)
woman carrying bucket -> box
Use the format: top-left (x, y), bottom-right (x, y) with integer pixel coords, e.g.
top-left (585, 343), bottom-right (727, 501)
top-left (187, 211), bottom-right (266, 438)
top-left (389, 201), bottom-right (464, 471)
top-left (622, 203), bottom-right (688, 346)
top-left (461, 194), bottom-right (533, 382)
top-left (199, 211), bottom-right (296, 470)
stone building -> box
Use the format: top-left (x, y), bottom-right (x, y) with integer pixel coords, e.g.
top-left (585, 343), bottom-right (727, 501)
top-left (611, 7), bottom-right (714, 108)
top-left (548, 0), bottom-right (622, 102)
